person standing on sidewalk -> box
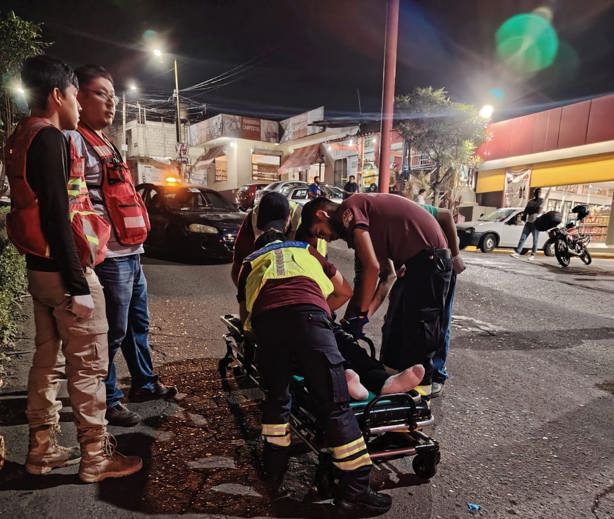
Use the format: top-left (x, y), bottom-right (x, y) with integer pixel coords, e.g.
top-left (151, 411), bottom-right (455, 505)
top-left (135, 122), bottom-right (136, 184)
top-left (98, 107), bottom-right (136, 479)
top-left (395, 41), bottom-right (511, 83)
top-left (66, 65), bottom-right (176, 428)
top-left (5, 55), bottom-right (142, 481)
top-left (511, 188), bottom-right (544, 260)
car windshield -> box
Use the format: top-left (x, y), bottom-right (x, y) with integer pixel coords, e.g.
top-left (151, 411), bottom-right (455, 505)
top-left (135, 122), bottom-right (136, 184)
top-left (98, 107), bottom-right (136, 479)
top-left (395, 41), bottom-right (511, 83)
top-left (163, 188), bottom-right (235, 211)
top-left (322, 185), bottom-right (342, 198)
top-left (479, 208), bottom-right (517, 222)
top-left (280, 183), bottom-right (305, 196)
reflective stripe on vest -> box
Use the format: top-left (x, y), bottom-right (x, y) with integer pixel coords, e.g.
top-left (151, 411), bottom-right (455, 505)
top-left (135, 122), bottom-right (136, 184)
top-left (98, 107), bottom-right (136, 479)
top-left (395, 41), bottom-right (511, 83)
top-left (243, 240), bottom-right (334, 330)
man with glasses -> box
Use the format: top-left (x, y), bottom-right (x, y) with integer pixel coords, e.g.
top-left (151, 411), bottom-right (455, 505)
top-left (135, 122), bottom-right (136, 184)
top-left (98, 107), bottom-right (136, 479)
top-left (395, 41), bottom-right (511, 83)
top-left (66, 65), bottom-right (176, 428)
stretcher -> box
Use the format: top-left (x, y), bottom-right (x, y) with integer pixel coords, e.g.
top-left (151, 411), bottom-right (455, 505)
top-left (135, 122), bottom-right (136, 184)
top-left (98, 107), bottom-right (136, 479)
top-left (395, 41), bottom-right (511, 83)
top-left (219, 314), bottom-right (440, 496)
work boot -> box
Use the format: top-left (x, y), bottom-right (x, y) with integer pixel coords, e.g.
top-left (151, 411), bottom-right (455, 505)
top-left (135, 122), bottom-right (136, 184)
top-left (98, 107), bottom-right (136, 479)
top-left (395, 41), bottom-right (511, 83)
top-left (129, 380), bottom-right (177, 402)
top-left (25, 424), bottom-right (81, 475)
top-left (335, 488), bottom-right (392, 516)
top-left (79, 433), bottom-right (143, 483)
top-left (106, 402), bottom-right (141, 427)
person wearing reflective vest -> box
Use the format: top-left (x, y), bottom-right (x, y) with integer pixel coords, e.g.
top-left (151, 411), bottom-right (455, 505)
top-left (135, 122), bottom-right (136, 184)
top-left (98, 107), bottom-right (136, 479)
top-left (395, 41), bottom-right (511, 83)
top-left (231, 196), bottom-right (326, 287)
top-left (65, 65), bottom-right (175, 429)
top-left (5, 56), bottom-right (142, 483)
top-left (236, 209), bottom-right (392, 515)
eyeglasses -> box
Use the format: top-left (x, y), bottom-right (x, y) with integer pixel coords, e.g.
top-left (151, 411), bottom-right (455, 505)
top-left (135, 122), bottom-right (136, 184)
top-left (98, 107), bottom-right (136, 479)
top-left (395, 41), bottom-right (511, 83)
top-left (82, 88), bottom-right (119, 105)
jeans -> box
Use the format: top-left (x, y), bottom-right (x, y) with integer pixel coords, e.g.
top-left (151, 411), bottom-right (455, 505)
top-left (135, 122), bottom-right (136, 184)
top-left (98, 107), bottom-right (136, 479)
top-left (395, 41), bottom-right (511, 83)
top-left (432, 272), bottom-right (456, 383)
top-left (95, 254), bottom-right (156, 406)
top-left (515, 222), bottom-right (540, 255)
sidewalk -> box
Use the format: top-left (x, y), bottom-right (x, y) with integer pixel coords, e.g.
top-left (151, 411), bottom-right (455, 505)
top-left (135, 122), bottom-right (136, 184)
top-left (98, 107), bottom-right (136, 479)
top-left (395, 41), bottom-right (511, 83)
top-left (463, 245), bottom-right (614, 259)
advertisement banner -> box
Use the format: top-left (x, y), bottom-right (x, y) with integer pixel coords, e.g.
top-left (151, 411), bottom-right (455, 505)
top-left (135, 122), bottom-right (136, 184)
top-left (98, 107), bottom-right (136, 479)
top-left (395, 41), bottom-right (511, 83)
top-left (280, 106), bottom-right (324, 143)
top-left (504, 168), bottom-right (532, 208)
top-left (189, 114), bottom-right (279, 143)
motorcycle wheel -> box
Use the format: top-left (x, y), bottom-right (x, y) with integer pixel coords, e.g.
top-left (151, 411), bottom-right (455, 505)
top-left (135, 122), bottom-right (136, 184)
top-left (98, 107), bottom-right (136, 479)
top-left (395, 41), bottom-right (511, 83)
top-left (543, 239), bottom-right (555, 257)
top-left (555, 238), bottom-right (571, 267)
top-left (580, 250), bottom-right (592, 265)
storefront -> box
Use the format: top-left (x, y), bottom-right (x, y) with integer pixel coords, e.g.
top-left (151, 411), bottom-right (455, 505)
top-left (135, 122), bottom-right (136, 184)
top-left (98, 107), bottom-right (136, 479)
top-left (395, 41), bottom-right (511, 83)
top-left (476, 94), bottom-right (614, 247)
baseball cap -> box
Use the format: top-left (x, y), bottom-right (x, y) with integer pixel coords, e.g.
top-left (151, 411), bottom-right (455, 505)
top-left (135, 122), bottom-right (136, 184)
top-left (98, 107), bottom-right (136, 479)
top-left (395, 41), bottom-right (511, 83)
top-left (256, 192), bottom-right (290, 232)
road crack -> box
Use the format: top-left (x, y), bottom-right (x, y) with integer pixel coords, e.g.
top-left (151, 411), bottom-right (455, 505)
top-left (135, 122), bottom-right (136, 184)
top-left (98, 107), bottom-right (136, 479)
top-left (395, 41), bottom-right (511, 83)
top-left (592, 482), bottom-right (614, 518)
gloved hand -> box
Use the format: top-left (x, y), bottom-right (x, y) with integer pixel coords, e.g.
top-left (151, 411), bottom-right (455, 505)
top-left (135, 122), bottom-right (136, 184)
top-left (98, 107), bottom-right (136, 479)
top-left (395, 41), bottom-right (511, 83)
top-left (341, 314), bottom-right (369, 339)
top-left (70, 294), bottom-right (95, 319)
top-left (452, 254), bottom-right (466, 274)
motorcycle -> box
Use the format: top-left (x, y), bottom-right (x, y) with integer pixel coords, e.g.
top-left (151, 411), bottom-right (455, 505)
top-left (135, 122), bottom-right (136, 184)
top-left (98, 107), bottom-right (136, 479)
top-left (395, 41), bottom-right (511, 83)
top-left (547, 205), bottom-right (592, 267)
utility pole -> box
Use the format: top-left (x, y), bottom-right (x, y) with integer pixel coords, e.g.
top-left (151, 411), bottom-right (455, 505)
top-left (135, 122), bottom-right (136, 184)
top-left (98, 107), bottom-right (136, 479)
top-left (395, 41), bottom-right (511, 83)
top-left (378, 0), bottom-right (400, 194)
top-left (121, 92), bottom-right (127, 158)
top-left (174, 59), bottom-right (181, 144)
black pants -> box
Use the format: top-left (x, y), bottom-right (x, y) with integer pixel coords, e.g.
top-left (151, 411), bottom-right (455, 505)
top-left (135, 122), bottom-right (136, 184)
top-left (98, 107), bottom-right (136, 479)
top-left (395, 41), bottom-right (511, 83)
top-left (253, 304), bottom-right (371, 499)
top-left (381, 248), bottom-right (452, 385)
top-left (334, 325), bottom-right (389, 394)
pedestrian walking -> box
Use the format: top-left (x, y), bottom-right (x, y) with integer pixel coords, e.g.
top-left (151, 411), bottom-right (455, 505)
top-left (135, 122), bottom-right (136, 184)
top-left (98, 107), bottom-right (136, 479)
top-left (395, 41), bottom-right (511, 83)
top-left (65, 65), bottom-right (176, 428)
top-left (237, 206), bottom-right (392, 515)
top-left (511, 188), bottom-right (544, 260)
top-left (5, 56), bottom-right (142, 481)
top-left (301, 194), bottom-right (453, 398)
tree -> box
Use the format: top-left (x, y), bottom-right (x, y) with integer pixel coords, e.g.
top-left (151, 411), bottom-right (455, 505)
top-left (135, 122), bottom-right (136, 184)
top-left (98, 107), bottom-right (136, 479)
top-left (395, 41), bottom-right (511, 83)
top-left (0, 11), bottom-right (50, 193)
top-left (395, 87), bottom-right (487, 207)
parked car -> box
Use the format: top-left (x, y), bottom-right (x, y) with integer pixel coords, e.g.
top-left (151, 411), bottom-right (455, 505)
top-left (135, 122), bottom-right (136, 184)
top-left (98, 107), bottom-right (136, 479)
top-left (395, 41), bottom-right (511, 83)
top-left (253, 181), bottom-right (308, 206)
top-left (456, 207), bottom-right (550, 254)
top-left (136, 182), bottom-right (243, 261)
top-left (235, 183), bottom-right (268, 211)
top-left (287, 185), bottom-right (344, 206)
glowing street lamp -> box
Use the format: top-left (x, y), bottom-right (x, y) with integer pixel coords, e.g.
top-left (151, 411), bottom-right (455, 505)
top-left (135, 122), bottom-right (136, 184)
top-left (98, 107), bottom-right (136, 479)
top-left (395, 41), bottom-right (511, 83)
top-left (479, 104), bottom-right (494, 120)
top-left (122, 82), bottom-right (139, 154)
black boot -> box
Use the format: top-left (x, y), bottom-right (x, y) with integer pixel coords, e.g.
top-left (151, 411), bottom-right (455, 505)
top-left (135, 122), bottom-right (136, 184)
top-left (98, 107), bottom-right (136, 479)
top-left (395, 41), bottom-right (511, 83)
top-left (262, 472), bottom-right (290, 501)
top-left (335, 488), bottom-right (392, 517)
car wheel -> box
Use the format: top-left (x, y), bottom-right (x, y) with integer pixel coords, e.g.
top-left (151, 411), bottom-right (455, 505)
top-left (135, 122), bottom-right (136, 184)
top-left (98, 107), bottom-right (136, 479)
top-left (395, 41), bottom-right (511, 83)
top-left (479, 233), bottom-right (497, 253)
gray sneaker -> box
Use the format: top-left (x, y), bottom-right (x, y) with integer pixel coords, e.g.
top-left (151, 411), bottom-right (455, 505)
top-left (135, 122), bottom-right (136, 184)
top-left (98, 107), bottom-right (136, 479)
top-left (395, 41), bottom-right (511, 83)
top-left (510, 252), bottom-right (520, 259)
top-left (431, 382), bottom-right (444, 398)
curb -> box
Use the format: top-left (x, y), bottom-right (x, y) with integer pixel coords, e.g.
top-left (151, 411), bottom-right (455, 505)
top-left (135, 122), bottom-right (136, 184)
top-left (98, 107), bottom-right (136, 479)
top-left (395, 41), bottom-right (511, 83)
top-left (462, 246), bottom-right (614, 260)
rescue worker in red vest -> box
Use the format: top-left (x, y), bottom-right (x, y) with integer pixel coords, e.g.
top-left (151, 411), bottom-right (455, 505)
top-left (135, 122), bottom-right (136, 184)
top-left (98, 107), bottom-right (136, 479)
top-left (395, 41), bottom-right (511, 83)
top-left (231, 196), bottom-right (326, 287)
top-left (6, 55), bottom-right (142, 482)
top-left (236, 193), bottom-right (392, 515)
top-left (65, 65), bottom-right (176, 428)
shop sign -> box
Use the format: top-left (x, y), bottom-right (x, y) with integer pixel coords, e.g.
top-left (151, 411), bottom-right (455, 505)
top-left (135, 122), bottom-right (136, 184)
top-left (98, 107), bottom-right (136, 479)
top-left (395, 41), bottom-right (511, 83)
top-left (280, 106), bottom-right (324, 143)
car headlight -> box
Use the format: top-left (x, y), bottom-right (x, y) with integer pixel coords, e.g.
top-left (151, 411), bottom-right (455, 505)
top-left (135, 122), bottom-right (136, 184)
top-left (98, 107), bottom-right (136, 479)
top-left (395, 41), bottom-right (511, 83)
top-left (188, 223), bottom-right (219, 234)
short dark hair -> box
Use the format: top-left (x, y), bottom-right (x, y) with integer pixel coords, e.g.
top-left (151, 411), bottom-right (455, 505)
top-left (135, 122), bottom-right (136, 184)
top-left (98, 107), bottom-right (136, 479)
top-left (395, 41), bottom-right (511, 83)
top-left (300, 197), bottom-right (339, 231)
top-left (418, 188), bottom-right (426, 194)
top-left (21, 55), bottom-right (78, 111)
top-left (74, 64), bottom-right (113, 88)
top-left (534, 188), bottom-right (542, 197)
top-left (349, 175), bottom-right (355, 179)
top-left (254, 229), bottom-right (286, 250)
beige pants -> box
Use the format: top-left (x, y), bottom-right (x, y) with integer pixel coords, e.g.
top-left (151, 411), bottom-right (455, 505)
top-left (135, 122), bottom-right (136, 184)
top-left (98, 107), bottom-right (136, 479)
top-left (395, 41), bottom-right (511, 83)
top-left (26, 268), bottom-right (109, 438)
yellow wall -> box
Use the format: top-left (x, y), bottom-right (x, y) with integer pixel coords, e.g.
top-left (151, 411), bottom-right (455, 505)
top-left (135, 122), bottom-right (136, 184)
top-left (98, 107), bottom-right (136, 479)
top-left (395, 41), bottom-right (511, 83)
top-left (476, 153), bottom-right (614, 192)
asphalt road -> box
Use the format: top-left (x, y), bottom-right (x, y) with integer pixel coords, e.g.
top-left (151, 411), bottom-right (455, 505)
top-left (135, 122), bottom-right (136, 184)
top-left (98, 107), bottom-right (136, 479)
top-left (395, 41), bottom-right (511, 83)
top-left (1, 244), bottom-right (613, 518)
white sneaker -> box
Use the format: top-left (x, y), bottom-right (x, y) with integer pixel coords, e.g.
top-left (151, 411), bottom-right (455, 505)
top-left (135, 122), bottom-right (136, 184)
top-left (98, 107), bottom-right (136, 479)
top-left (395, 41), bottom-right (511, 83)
top-left (528, 254), bottom-right (535, 260)
top-left (510, 252), bottom-right (520, 258)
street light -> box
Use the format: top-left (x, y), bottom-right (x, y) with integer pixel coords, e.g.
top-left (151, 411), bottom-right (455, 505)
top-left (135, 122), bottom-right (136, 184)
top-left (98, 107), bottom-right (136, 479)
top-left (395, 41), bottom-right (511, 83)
top-left (479, 104), bottom-right (494, 119)
top-left (152, 48), bottom-right (182, 145)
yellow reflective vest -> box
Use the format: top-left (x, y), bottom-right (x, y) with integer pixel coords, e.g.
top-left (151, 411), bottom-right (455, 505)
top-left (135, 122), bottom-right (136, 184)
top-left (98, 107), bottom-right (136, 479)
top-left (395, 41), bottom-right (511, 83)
top-left (250, 200), bottom-right (327, 256)
top-left (243, 240), bottom-right (334, 330)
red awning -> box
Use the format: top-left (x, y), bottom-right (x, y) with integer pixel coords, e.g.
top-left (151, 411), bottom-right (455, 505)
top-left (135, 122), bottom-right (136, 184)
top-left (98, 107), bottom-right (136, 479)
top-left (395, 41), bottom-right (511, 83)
top-left (279, 144), bottom-right (321, 171)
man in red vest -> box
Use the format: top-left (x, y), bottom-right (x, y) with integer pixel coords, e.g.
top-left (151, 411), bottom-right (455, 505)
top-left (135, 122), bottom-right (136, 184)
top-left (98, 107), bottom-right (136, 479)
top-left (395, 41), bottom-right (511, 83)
top-left (6, 55), bottom-right (142, 482)
top-left (65, 65), bottom-right (175, 428)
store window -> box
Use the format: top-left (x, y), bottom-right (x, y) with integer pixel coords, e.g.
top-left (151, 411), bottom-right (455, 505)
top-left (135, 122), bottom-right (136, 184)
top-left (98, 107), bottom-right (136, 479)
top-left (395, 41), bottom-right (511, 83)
top-left (214, 155), bottom-right (228, 182)
top-left (543, 181), bottom-right (613, 243)
top-left (252, 153), bottom-right (281, 182)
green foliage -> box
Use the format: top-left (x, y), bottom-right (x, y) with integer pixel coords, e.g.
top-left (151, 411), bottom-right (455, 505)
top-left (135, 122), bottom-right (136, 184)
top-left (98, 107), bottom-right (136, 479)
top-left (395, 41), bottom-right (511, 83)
top-left (0, 11), bottom-right (51, 193)
top-left (0, 207), bottom-right (27, 371)
top-left (395, 87), bottom-right (487, 204)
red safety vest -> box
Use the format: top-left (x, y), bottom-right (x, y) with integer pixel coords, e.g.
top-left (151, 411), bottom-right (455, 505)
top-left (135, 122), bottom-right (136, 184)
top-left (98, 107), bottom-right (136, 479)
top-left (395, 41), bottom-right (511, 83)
top-left (5, 117), bottom-right (111, 267)
top-left (77, 123), bottom-right (150, 246)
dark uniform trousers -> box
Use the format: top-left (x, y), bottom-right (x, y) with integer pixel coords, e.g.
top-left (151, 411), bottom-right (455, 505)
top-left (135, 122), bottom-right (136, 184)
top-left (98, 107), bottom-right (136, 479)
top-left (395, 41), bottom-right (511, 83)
top-left (252, 304), bottom-right (372, 499)
top-left (381, 248), bottom-right (453, 385)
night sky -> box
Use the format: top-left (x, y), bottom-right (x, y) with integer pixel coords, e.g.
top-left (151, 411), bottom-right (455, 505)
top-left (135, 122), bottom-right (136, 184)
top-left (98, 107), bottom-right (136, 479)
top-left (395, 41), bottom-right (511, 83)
top-left (3, 0), bottom-right (614, 121)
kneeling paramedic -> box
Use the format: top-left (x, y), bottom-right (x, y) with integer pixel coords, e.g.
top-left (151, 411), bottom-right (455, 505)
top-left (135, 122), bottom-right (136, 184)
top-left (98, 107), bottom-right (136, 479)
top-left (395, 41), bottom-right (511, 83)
top-left (236, 212), bottom-right (391, 515)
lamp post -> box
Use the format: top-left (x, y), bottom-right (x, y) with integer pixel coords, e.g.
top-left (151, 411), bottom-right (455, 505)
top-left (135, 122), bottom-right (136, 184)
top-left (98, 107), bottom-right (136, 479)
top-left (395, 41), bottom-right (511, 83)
top-left (121, 82), bottom-right (138, 158)
top-left (153, 48), bottom-right (181, 144)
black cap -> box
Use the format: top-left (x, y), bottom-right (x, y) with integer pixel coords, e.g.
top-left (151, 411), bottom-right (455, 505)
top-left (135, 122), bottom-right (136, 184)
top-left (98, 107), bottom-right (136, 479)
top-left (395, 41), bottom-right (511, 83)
top-left (257, 192), bottom-right (290, 231)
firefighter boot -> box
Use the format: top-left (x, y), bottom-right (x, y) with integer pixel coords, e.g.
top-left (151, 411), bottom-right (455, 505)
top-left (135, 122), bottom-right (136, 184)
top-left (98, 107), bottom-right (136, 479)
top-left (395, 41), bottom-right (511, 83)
top-left (25, 424), bottom-right (81, 475)
top-left (78, 433), bottom-right (143, 483)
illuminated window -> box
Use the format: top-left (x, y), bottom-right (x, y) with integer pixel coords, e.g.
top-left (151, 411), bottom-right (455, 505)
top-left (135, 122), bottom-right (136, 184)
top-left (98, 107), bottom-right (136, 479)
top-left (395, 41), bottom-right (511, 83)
top-left (214, 155), bottom-right (228, 182)
top-left (252, 153), bottom-right (281, 182)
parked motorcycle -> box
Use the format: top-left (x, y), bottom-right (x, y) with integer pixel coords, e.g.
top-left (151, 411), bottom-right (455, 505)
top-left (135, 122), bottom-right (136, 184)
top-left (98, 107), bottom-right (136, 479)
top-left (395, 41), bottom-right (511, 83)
top-left (546, 205), bottom-right (592, 267)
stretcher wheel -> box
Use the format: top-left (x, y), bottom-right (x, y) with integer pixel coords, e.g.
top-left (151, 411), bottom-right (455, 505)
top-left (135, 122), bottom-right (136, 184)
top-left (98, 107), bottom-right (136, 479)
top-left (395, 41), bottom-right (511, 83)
top-left (315, 456), bottom-right (336, 499)
top-left (412, 453), bottom-right (438, 479)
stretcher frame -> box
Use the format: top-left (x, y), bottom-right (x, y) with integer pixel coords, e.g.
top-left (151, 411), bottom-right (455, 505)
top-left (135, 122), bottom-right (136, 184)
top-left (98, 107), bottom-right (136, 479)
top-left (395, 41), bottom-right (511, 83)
top-left (219, 314), bottom-right (440, 495)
